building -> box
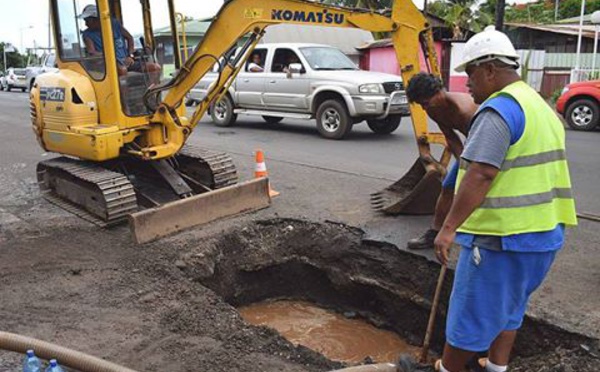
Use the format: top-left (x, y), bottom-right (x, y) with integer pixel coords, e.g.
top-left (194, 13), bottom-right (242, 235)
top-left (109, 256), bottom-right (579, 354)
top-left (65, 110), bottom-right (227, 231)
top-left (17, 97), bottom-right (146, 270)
top-left (355, 12), bottom-right (473, 91)
top-left (153, 18), bottom-right (212, 67)
top-left (153, 18), bottom-right (374, 67)
top-left (505, 22), bottom-right (599, 53)
top-left (503, 22), bottom-right (600, 96)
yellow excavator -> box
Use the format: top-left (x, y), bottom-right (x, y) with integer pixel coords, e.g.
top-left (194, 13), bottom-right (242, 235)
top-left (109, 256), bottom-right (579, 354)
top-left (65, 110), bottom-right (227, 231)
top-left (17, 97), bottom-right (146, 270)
top-left (31, 0), bottom-right (449, 243)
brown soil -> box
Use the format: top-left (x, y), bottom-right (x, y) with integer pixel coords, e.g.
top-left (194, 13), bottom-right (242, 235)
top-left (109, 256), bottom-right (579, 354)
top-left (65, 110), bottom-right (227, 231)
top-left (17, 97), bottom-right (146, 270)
top-left (0, 218), bottom-right (597, 372)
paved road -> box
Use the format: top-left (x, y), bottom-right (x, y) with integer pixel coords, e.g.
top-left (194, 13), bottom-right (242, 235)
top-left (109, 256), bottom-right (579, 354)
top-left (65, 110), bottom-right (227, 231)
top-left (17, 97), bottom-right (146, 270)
top-left (1, 89), bottom-right (599, 339)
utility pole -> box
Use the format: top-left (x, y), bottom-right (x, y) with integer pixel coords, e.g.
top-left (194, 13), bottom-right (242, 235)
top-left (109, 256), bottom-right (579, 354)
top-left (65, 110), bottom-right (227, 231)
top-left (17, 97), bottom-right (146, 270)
top-left (555, 0), bottom-right (560, 22)
top-left (495, 0), bottom-right (506, 31)
top-left (574, 0), bottom-right (586, 82)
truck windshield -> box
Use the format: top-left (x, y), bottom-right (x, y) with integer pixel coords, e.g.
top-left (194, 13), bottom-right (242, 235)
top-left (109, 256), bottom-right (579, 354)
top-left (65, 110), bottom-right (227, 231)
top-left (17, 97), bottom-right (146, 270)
top-left (299, 47), bottom-right (358, 71)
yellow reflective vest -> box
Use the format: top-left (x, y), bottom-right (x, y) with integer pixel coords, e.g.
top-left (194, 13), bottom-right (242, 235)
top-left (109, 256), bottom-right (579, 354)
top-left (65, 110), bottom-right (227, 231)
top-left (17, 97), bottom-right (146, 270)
top-left (456, 81), bottom-right (578, 236)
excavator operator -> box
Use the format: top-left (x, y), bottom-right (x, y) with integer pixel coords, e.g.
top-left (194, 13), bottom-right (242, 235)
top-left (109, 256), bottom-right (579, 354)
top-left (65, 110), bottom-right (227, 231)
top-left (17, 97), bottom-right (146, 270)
top-left (80, 4), bottom-right (160, 77)
top-left (405, 73), bottom-right (478, 251)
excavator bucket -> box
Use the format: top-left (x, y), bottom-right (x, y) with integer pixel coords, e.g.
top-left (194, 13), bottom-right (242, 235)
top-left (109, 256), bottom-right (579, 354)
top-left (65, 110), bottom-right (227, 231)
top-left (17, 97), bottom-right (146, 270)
top-left (370, 159), bottom-right (443, 215)
top-left (129, 178), bottom-right (271, 244)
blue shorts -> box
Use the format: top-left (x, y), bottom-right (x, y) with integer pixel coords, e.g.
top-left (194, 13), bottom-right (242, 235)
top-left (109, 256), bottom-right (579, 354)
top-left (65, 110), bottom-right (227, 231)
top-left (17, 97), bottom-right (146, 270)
top-left (446, 246), bottom-right (557, 352)
top-left (442, 161), bottom-right (459, 190)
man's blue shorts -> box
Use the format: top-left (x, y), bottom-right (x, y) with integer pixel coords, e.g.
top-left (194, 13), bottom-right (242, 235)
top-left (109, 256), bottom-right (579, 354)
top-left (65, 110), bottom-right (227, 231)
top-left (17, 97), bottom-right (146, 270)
top-left (442, 161), bottom-right (459, 190)
top-left (446, 246), bottom-right (557, 352)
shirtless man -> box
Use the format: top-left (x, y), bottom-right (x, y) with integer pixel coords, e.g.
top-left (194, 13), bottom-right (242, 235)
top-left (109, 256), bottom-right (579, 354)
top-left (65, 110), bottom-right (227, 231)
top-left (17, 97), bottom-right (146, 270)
top-left (405, 73), bottom-right (478, 250)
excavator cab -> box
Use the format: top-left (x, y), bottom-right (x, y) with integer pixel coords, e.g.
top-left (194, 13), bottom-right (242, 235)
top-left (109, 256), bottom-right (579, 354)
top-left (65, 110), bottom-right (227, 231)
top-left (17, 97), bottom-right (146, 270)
top-left (51, 0), bottom-right (172, 116)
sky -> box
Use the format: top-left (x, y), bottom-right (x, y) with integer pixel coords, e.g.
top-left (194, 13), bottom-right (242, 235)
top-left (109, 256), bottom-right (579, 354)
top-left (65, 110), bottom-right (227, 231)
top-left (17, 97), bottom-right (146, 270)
top-left (0, 0), bottom-right (223, 53)
top-left (0, 0), bottom-right (538, 54)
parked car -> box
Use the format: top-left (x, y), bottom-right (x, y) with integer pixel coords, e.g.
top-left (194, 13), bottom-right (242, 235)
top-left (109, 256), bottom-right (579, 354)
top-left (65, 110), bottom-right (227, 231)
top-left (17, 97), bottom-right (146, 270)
top-left (0, 72), bottom-right (5, 91)
top-left (556, 80), bottom-right (600, 131)
top-left (2, 68), bottom-right (29, 92)
top-left (188, 43), bottom-right (410, 139)
top-left (25, 54), bottom-right (59, 92)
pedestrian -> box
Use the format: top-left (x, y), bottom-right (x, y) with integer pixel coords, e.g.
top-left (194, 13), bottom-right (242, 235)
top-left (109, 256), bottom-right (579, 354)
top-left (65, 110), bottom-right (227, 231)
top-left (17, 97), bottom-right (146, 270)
top-left (405, 72), bottom-right (478, 250)
top-left (433, 26), bottom-right (577, 372)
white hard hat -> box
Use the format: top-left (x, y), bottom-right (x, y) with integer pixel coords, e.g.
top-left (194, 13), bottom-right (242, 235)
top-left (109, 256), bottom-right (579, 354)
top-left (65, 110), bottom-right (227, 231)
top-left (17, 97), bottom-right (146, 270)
top-left (455, 26), bottom-right (519, 73)
top-left (78, 4), bottom-right (98, 19)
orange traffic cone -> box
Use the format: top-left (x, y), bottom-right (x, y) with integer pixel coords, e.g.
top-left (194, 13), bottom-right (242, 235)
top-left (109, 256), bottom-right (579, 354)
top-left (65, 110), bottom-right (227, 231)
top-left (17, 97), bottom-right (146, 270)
top-left (254, 149), bottom-right (280, 198)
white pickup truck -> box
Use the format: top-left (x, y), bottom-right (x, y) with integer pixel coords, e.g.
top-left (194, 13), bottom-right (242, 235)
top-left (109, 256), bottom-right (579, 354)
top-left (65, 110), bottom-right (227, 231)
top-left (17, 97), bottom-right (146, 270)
top-left (188, 43), bottom-right (410, 139)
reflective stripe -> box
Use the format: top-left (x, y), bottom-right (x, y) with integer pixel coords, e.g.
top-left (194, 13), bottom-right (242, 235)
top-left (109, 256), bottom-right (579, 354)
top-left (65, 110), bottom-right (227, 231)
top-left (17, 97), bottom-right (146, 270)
top-left (481, 187), bottom-right (573, 209)
top-left (459, 149), bottom-right (566, 171)
top-left (255, 162), bottom-right (267, 172)
top-left (501, 149), bottom-right (566, 170)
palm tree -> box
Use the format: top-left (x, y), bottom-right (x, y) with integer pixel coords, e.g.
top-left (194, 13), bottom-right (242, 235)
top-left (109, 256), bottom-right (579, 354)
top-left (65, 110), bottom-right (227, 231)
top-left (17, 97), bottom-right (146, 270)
top-left (429, 0), bottom-right (492, 39)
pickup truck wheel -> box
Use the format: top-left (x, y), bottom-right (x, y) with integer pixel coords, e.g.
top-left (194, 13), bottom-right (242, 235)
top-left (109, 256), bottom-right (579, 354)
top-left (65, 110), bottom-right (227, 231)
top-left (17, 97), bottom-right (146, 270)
top-left (316, 99), bottom-right (352, 140)
top-left (262, 116), bottom-right (283, 124)
top-left (565, 98), bottom-right (599, 131)
top-left (21, 88), bottom-right (27, 93)
top-left (210, 95), bottom-right (237, 127)
top-left (367, 115), bottom-right (402, 135)
top-left (7, 85), bottom-right (12, 92)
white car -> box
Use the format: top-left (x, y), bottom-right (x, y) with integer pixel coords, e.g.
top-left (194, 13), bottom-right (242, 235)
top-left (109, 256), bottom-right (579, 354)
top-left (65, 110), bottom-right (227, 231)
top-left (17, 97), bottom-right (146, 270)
top-left (26, 54), bottom-right (59, 91)
top-left (188, 43), bottom-right (409, 139)
top-left (2, 68), bottom-right (29, 92)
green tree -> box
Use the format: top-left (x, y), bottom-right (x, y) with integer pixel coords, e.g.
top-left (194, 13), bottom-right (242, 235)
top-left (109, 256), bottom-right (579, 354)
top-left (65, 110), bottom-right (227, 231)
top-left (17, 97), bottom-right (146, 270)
top-left (427, 0), bottom-right (492, 39)
top-left (0, 43), bottom-right (27, 71)
top-left (559, 0), bottom-right (600, 19)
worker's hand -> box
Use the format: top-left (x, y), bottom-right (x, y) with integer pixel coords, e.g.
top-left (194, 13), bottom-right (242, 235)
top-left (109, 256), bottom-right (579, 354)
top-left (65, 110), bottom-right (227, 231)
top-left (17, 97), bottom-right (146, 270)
top-left (434, 227), bottom-right (455, 266)
top-left (125, 56), bottom-right (135, 67)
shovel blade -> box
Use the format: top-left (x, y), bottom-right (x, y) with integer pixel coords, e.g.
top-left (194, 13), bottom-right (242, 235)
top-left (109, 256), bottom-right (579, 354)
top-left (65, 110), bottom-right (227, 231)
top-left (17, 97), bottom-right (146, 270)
top-left (129, 178), bottom-right (271, 243)
top-left (371, 158), bottom-right (442, 215)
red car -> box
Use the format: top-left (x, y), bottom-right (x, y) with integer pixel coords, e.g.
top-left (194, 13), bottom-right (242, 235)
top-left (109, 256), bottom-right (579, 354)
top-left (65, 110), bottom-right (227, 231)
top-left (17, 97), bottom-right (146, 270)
top-left (556, 80), bottom-right (600, 131)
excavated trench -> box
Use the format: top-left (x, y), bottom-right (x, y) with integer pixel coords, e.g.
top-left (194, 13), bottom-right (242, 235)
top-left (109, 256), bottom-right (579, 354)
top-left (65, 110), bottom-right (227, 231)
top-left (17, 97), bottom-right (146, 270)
top-left (181, 219), bottom-right (598, 371)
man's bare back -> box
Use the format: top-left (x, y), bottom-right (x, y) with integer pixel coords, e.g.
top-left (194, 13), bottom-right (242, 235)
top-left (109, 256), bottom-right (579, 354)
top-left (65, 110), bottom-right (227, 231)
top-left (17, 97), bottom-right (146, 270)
top-left (427, 92), bottom-right (478, 137)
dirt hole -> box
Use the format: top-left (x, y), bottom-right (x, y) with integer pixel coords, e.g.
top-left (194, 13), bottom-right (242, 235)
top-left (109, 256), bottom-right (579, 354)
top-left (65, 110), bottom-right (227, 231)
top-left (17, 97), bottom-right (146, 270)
top-left (181, 219), bottom-right (598, 371)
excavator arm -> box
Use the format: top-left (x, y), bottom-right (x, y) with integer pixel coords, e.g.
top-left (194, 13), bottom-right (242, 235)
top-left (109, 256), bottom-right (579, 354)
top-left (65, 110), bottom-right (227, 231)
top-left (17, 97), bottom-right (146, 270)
top-left (144, 0), bottom-right (450, 215)
top-left (149, 0), bottom-right (448, 163)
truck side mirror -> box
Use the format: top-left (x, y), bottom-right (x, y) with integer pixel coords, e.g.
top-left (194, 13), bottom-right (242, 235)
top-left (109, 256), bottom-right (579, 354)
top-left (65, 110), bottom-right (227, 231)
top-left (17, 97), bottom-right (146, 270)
top-left (288, 63), bottom-right (303, 74)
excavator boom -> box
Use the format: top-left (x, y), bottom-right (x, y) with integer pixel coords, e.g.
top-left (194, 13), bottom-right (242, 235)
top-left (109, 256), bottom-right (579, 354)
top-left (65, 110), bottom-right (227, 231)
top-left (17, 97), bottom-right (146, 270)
top-left (152, 0), bottom-right (450, 214)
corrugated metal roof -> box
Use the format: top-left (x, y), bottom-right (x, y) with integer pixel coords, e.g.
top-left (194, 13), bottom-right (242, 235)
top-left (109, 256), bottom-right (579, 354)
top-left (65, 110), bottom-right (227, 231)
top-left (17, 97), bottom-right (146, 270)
top-left (260, 25), bottom-right (374, 55)
top-left (557, 14), bottom-right (592, 24)
top-left (355, 39), bottom-right (393, 50)
top-left (507, 22), bottom-right (599, 39)
top-left (545, 53), bottom-right (600, 68)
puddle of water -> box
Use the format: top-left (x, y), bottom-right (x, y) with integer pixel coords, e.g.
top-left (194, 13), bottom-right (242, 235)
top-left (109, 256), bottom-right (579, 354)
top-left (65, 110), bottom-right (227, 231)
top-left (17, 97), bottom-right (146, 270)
top-left (238, 300), bottom-right (422, 364)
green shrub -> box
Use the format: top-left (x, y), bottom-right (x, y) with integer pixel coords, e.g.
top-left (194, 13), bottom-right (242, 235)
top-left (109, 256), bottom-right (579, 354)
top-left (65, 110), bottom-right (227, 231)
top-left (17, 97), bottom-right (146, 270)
top-left (550, 88), bottom-right (563, 104)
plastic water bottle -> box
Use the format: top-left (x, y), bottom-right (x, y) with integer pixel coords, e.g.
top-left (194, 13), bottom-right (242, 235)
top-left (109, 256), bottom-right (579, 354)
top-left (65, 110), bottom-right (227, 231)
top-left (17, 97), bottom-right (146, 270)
top-left (22, 350), bottom-right (41, 372)
top-left (44, 359), bottom-right (64, 372)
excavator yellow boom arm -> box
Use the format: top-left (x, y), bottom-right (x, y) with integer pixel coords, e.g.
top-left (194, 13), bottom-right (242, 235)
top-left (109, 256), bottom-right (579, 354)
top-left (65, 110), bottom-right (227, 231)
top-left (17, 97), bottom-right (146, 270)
top-left (149, 0), bottom-right (446, 162)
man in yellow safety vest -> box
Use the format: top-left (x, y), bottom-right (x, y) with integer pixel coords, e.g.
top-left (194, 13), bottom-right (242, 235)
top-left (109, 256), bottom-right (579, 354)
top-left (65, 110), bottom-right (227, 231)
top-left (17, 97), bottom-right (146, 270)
top-left (433, 26), bottom-right (577, 372)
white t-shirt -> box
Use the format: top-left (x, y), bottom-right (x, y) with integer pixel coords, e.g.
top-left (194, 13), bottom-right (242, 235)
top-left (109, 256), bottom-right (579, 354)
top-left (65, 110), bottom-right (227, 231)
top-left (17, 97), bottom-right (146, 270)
top-left (248, 62), bottom-right (264, 72)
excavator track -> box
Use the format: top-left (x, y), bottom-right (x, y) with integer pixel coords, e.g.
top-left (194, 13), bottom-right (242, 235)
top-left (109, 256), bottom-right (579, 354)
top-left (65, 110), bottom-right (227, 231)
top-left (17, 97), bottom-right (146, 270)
top-left (37, 157), bottom-right (138, 227)
top-left (36, 147), bottom-right (238, 226)
top-left (176, 145), bottom-right (238, 190)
